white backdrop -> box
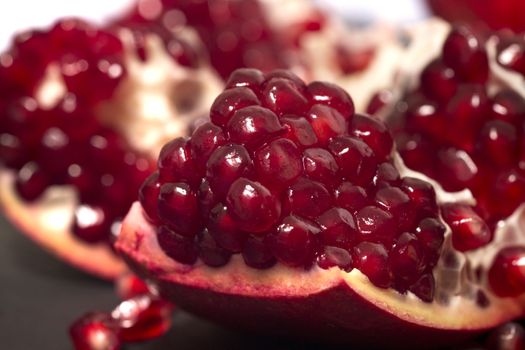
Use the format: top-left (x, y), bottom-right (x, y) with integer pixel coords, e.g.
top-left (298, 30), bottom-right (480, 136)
top-left (0, 0), bottom-right (428, 50)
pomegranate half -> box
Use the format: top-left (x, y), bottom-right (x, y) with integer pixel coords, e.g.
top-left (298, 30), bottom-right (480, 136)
top-left (116, 68), bottom-right (525, 348)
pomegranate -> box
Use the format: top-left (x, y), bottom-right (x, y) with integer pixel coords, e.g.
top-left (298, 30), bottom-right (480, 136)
top-left (115, 69), bottom-right (525, 348)
top-left (0, 18), bottom-right (222, 279)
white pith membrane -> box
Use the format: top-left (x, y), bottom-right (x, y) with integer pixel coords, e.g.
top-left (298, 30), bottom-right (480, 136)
top-left (116, 18), bottom-right (525, 330)
top-left (0, 27), bottom-right (223, 279)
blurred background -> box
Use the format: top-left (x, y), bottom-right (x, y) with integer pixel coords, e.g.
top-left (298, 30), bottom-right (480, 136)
top-left (0, 0), bottom-right (429, 49)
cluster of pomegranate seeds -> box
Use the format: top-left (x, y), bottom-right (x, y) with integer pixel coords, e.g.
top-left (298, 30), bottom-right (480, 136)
top-left (70, 294), bottom-right (174, 350)
top-left (139, 68), bottom-right (446, 301)
top-left (378, 25), bottom-right (525, 297)
top-left (0, 19), bottom-right (153, 244)
top-left (119, 0), bottom-right (289, 79)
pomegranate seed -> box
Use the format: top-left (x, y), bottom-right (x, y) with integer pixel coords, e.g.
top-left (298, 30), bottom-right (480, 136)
top-left (442, 26), bottom-right (489, 83)
top-left (139, 172), bottom-right (162, 223)
top-left (420, 59), bottom-right (458, 103)
top-left (405, 96), bottom-right (444, 138)
top-left (158, 183), bottom-right (199, 237)
top-left (15, 162), bottom-right (49, 201)
top-left (206, 144), bottom-right (253, 197)
top-left (115, 273), bottom-right (149, 300)
top-left (302, 148), bottom-right (339, 185)
top-left (317, 208), bottom-right (358, 250)
top-left (350, 113), bottom-right (393, 160)
top-left (488, 246), bottom-right (525, 297)
top-left (415, 218), bottom-right (446, 267)
top-left (198, 229), bottom-right (231, 267)
top-left (226, 178), bottom-right (281, 234)
top-left (375, 186), bottom-right (417, 231)
top-left (70, 312), bottom-right (120, 350)
top-left (353, 242), bottom-right (392, 288)
top-left (157, 226), bottom-right (198, 264)
top-left (210, 87), bottom-right (260, 127)
top-left (486, 322), bottom-right (525, 350)
top-left (366, 89), bottom-right (393, 115)
top-left (373, 162), bottom-right (401, 187)
top-left (111, 295), bottom-right (174, 342)
top-left (208, 204), bottom-right (244, 253)
top-left (267, 215), bottom-right (319, 267)
top-left (317, 246), bottom-right (353, 271)
top-left (478, 120), bottom-right (518, 166)
top-left (225, 68), bottom-right (265, 92)
top-left (335, 183), bottom-right (369, 214)
top-left (307, 104), bottom-right (347, 146)
top-left (356, 206), bottom-right (395, 245)
top-left (254, 138), bottom-right (302, 188)
top-left (409, 273), bottom-right (435, 303)
top-left (189, 122), bottom-right (226, 172)
top-left (442, 204), bottom-right (492, 252)
top-left (306, 81), bottom-right (354, 118)
top-left (242, 235), bottom-right (276, 269)
top-left (400, 177), bottom-right (438, 219)
top-left (389, 232), bottom-right (427, 290)
top-left (72, 203), bottom-right (113, 243)
top-left (497, 34), bottom-right (525, 75)
top-left (226, 106), bottom-right (284, 150)
top-left (329, 136), bottom-right (376, 186)
top-left (491, 90), bottom-right (525, 125)
top-left (262, 77), bottom-right (308, 116)
top-left (281, 115), bottom-right (318, 148)
top-left (157, 138), bottom-right (197, 184)
top-left (284, 177), bottom-right (332, 219)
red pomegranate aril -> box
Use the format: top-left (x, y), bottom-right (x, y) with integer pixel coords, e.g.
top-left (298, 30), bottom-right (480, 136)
top-left (306, 81), bottom-right (354, 118)
top-left (139, 172), bottom-right (162, 224)
top-left (350, 114), bottom-right (393, 160)
top-left (157, 225), bottom-right (198, 264)
top-left (396, 133), bottom-right (437, 177)
top-left (210, 87), bottom-right (260, 127)
top-left (198, 229), bottom-right (231, 267)
top-left (116, 273), bottom-right (150, 300)
top-left (242, 235), bottom-right (276, 269)
top-left (442, 204), bottom-right (492, 252)
top-left (400, 177), bottom-right (438, 218)
top-left (70, 312), bottom-right (120, 350)
top-left (254, 138), bottom-right (302, 188)
top-left (353, 241), bottom-right (392, 289)
top-left (335, 183), bottom-right (369, 214)
top-left (491, 90), bottom-right (525, 125)
top-left (66, 163), bottom-right (94, 193)
top-left (207, 204), bottom-right (244, 253)
top-left (420, 59), bottom-right (458, 103)
top-left (405, 97), bottom-right (444, 138)
top-left (478, 120), bottom-right (518, 166)
top-left (158, 183), bottom-right (199, 237)
top-left (497, 35), bottom-right (525, 75)
top-left (73, 203), bottom-right (113, 244)
top-left (317, 208), bottom-right (358, 250)
top-left (112, 295), bottom-right (174, 342)
top-left (189, 122), bottom-right (226, 172)
top-left (389, 232), bottom-right (427, 290)
top-left (374, 186), bottom-right (417, 231)
top-left (206, 143), bottom-right (253, 197)
top-left (409, 273), bottom-right (435, 303)
top-left (442, 26), bottom-right (489, 83)
top-left (307, 104), bottom-right (347, 146)
top-left (317, 246), bottom-right (353, 271)
top-left (267, 215), bottom-right (319, 267)
top-left (262, 78), bottom-right (308, 116)
top-left (486, 322), bottom-right (525, 350)
top-left (15, 162), bottom-right (49, 201)
top-left (284, 177), bottom-right (332, 219)
top-left (226, 178), bottom-right (280, 234)
top-left (329, 136), bottom-right (376, 186)
top-left (445, 86), bottom-right (489, 151)
top-left (492, 169), bottom-right (525, 218)
top-left (302, 147), bottom-right (339, 185)
top-left (226, 106), bottom-right (284, 150)
top-left (374, 162), bottom-right (401, 187)
top-left (281, 115), bottom-right (318, 147)
top-left (415, 218), bottom-right (446, 266)
top-left (488, 246), bottom-right (525, 297)
top-left (356, 205), bottom-right (396, 245)
top-left (437, 148), bottom-right (481, 192)
top-left (264, 70), bottom-right (306, 90)
top-left (157, 138), bottom-right (197, 184)
top-left (225, 68), bottom-right (265, 92)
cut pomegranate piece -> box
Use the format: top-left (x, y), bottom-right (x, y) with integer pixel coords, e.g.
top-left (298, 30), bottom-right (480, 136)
top-left (116, 69), bottom-right (525, 348)
top-left (0, 16), bottom-right (222, 279)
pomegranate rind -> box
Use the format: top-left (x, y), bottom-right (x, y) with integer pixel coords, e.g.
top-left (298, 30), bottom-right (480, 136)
top-left (116, 202), bottom-right (525, 347)
top-left (0, 171), bottom-right (126, 280)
